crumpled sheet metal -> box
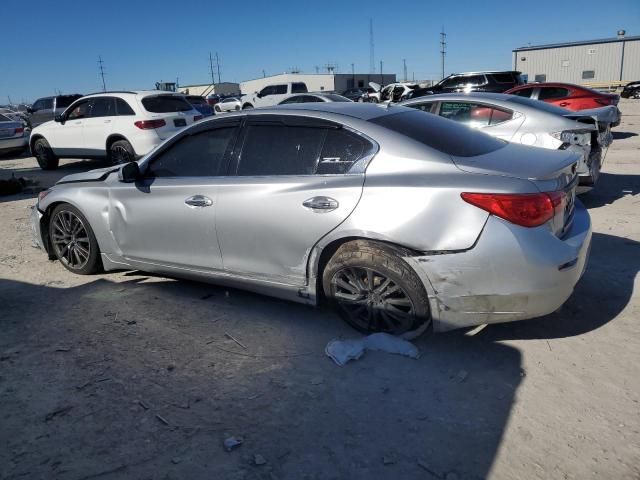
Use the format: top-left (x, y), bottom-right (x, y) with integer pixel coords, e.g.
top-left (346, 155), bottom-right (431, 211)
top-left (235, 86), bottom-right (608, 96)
top-left (325, 332), bottom-right (420, 366)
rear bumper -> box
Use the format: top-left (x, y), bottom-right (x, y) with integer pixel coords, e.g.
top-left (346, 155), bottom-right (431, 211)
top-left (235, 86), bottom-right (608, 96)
top-left (0, 136), bottom-right (28, 151)
top-left (406, 201), bottom-right (592, 332)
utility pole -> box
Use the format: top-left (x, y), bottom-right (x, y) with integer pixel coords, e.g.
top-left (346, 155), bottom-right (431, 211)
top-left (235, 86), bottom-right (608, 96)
top-left (351, 63), bottom-right (355, 87)
top-left (440, 27), bottom-right (447, 80)
top-left (215, 52), bottom-right (221, 83)
top-left (369, 18), bottom-right (375, 74)
top-left (262, 69), bottom-right (266, 78)
top-left (403, 59), bottom-right (407, 82)
top-left (379, 60), bottom-right (383, 84)
top-left (98, 56), bottom-right (106, 92)
top-left (209, 52), bottom-right (215, 86)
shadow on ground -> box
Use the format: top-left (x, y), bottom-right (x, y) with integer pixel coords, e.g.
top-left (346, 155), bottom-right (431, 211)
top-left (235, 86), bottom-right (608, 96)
top-left (581, 171), bottom-right (640, 209)
top-left (0, 232), bottom-right (636, 480)
top-left (611, 131), bottom-right (638, 140)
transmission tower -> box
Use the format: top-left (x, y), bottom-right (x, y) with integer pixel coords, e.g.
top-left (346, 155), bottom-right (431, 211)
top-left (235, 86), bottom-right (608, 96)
top-left (209, 52), bottom-right (215, 85)
top-left (369, 18), bottom-right (375, 74)
top-left (440, 27), bottom-right (447, 80)
top-left (215, 52), bottom-right (221, 83)
top-left (98, 56), bottom-right (106, 92)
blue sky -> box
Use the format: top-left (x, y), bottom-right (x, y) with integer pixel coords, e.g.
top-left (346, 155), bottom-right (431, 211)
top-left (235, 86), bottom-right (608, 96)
top-left (2, 0), bottom-right (638, 103)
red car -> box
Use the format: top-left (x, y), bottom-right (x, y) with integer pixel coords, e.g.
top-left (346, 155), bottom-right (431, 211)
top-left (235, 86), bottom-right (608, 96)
top-left (504, 82), bottom-right (619, 111)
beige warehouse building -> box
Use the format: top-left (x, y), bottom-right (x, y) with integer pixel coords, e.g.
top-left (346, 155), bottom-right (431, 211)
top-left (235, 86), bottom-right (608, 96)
top-left (512, 33), bottom-right (640, 85)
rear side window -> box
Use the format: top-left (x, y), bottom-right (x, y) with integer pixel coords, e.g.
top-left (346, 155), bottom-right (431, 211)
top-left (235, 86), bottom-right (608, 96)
top-left (406, 102), bottom-right (437, 114)
top-left (37, 98), bottom-right (54, 110)
top-left (115, 98), bottom-right (135, 115)
top-left (370, 110), bottom-right (506, 157)
top-left (291, 82), bottom-right (308, 93)
top-left (317, 129), bottom-right (368, 174)
top-left (538, 87), bottom-right (570, 100)
top-left (142, 95), bottom-right (192, 113)
top-left (147, 127), bottom-right (237, 177)
top-left (237, 125), bottom-right (325, 176)
top-left (279, 96), bottom-right (301, 104)
top-left (89, 97), bottom-right (115, 117)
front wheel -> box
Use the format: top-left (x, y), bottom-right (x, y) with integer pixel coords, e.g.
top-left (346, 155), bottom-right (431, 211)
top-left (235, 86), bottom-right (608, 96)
top-left (48, 204), bottom-right (102, 275)
top-left (109, 139), bottom-right (136, 165)
top-left (242, 104), bottom-right (254, 110)
top-left (322, 240), bottom-right (431, 335)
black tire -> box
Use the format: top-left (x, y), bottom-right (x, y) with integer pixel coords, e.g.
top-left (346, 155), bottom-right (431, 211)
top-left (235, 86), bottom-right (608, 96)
top-left (48, 204), bottom-right (102, 275)
top-left (215, 105), bottom-right (222, 113)
top-left (33, 138), bottom-right (59, 170)
top-left (109, 139), bottom-right (136, 165)
top-left (322, 240), bottom-right (431, 335)
top-left (242, 103), bottom-right (254, 110)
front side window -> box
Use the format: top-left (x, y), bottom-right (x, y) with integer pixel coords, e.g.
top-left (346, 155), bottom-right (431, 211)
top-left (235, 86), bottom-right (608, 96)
top-left (89, 97), bottom-right (115, 117)
top-left (512, 87), bottom-right (534, 97)
top-left (463, 75), bottom-right (486, 86)
top-left (291, 82), bottom-right (308, 93)
top-left (56, 95), bottom-right (81, 109)
top-left (538, 87), bottom-right (570, 100)
top-left (439, 77), bottom-right (460, 88)
top-left (142, 95), bottom-right (192, 113)
top-left (66, 100), bottom-right (90, 120)
top-left (35, 98), bottom-right (53, 110)
top-left (147, 127), bottom-right (237, 177)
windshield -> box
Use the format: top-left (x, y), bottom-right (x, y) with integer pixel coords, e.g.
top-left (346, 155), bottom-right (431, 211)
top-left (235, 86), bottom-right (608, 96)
top-left (370, 110), bottom-right (506, 157)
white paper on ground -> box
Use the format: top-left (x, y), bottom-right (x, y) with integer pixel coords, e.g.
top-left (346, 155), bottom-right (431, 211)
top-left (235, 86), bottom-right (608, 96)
top-left (325, 332), bottom-right (420, 366)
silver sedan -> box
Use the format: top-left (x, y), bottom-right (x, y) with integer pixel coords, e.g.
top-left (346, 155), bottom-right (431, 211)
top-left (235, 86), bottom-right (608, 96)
top-left (400, 92), bottom-right (616, 190)
top-left (278, 93), bottom-right (352, 104)
top-left (31, 103), bottom-right (591, 335)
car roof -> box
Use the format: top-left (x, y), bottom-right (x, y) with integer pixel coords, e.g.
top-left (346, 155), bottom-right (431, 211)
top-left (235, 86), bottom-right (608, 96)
top-left (81, 90), bottom-right (184, 99)
top-left (269, 102), bottom-right (402, 120)
top-left (450, 70), bottom-right (520, 75)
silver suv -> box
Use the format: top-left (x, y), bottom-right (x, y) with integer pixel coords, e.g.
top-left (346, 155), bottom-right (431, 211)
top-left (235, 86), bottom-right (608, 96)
top-left (27, 94), bottom-right (83, 127)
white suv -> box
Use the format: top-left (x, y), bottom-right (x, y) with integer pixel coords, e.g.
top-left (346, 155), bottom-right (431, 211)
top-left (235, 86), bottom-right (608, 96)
top-left (241, 82), bottom-right (308, 109)
top-left (30, 91), bottom-right (202, 170)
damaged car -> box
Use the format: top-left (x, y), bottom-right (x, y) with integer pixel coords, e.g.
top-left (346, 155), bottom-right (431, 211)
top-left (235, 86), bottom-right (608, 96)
top-left (31, 103), bottom-right (591, 335)
top-left (400, 92), bottom-right (616, 190)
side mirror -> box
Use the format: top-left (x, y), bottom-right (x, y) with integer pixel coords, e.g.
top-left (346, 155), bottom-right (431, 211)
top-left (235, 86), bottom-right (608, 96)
top-left (256, 91), bottom-right (262, 98)
top-left (54, 114), bottom-right (64, 123)
top-left (26, 107), bottom-right (35, 114)
top-left (118, 162), bottom-right (140, 183)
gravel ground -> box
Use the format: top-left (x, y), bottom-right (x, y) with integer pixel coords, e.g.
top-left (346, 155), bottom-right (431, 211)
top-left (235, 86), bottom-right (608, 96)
top-left (1, 100), bottom-right (639, 480)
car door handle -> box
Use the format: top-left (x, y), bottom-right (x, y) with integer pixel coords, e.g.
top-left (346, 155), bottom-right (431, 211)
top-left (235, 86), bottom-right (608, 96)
top-left (303, 196), bottom-right (339, 211)
top-left (185, 195), bottom-right (213, 207)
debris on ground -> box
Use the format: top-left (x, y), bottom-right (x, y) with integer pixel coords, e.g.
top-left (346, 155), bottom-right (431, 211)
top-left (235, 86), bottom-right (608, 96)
top-left (44, 405), bottom-right (73, 422)
top-left (253, 454), bottom-right (266, 465)
top-left (223, 436), bottom-right (243, 452)
top-left (225, 332), bottom-right (247, 350)
top-left (325, 332), bottom-right (419, 366)
top-left (171, 457), bottom-right (181, 464)
top-left (155, 414), bottom-right (170, 426)
top-left (382, 453), bottom-right (397, 465)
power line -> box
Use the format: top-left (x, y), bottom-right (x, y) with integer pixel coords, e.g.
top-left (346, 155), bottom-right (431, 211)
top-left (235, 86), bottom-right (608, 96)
top-left (98, 56), bottom-right (106, 92)
top-left (440, 27), bottom-right (447, 80)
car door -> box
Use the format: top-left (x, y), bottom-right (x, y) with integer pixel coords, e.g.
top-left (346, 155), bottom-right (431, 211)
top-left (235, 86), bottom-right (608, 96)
top-left (82, 97), bottom-right (116, 156)
top-left (215, 115), bottom-right (374, 286)
top-left (48, 99), bottom-right (90, 156)
top-left (536, 86), bottom-right (572, 108)
top-left (30, 98), bottom-right (53, 127)
top-left (107, 119), bottom-right (240, 271)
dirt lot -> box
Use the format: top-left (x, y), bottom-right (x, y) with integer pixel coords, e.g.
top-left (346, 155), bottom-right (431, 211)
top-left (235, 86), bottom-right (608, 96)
top-left (1, 101), bottom-right (639, 480)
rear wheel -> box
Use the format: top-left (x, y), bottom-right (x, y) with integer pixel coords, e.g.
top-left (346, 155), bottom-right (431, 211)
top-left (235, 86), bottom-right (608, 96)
top-left (323, 240), bottom-right (430, 335)
top-left (215, 105), bottom-right (222, 113)
top-left (33, 138), bottom-right (59, 170)
top-left (49, 204), bottom-right (102, 275)
top-left (242, 103), bottom-right (254, 110)
top-left (109, 139), bottom-right (135, 165)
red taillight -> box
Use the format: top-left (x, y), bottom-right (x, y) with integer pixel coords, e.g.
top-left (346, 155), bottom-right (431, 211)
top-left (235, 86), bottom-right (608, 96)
top-left (461, 192), bottom-right (563, 227)
top-left (15, 127), bottom-right (24, 135)
top-left (193, 115), bottom-right (203, 122)
top-left (134, 119), bottom-right (166, 130)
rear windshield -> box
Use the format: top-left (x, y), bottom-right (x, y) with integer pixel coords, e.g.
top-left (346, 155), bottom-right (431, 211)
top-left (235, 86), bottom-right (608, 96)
top-left (0, 114), bottom-right (12, 122)
top-left (142, 95), bottom-right (193, 113)
top-left (56, 95), bottom-right (82, 108)
top-left (504, 95), bottom-right (571, 115)
top-left (324, 94), bottom-right (351, 102)
top-left (186, 96), bottom-right (207, 105)
top-left (369, 110), bottom-right (506, 157)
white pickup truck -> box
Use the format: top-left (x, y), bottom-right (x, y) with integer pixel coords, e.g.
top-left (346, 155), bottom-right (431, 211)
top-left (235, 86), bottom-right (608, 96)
top-left (241, 82), bottom-right (309, 109)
